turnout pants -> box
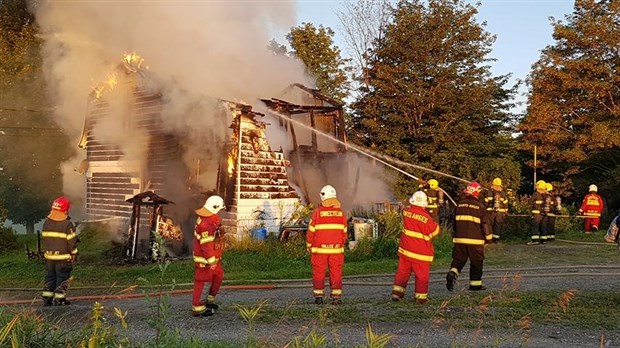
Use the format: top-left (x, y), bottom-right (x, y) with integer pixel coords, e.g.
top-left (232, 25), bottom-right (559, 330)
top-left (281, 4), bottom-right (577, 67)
top-left (530, 214), bottom-right (547, 243)
top-left (192, 263), bottom-right (224, 314)
top-left (42, 261), bottom-right (72, 303)
top-left (546, 216), bottom-right (556, 240)
top-left (490, 212), bottom-right (506, 241)
top-left (449, 243), bottom-right (485, 289)
top-left (584, 217), bottom-right (600, 232)
top-left (311, 253), bottom-right (344, 298)
top-left (392, 256), bottom-right (430, 301)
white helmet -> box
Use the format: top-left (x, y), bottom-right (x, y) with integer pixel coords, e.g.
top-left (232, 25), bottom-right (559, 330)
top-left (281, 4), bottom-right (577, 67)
top-left (319, 185), bottom-right (337, 201)
top-left (409, 191), bottom-right (428, 207)
top-left (204, 195), bottom-right (225, 214)
top-left (589, 184), bottom-right (598, 192)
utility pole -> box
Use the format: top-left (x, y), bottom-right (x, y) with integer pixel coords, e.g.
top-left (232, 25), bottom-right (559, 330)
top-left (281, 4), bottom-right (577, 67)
top-left (533, 145), bottom-right (537, 189)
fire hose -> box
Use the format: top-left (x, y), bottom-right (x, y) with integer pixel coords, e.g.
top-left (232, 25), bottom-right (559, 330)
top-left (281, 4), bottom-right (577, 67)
top-left (1, 265), bottom-right (618, 306)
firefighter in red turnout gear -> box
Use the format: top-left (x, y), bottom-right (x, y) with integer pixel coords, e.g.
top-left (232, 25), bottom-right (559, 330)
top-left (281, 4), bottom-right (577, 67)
top-left (392, 191), bottom-right (440, 303)
top-left (42, 196), bottom-right (78, 306)
top-left (306, 185), bottom-right (348, 305)
top-left (192, 195), bottom-right (226, 317)
top-left (579, 184), bottom-right (604, 233)
top-left (446, 182), bottom-right (492, 291)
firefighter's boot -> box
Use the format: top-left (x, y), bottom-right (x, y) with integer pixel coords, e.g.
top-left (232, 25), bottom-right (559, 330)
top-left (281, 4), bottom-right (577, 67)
top-left (192, 308), bottom-right (214, 317)
top-left (416, 298), bottom-right (429, 304)
top-left (53, 299), bottom-right (70, 306)
top-left (206, 301), bottom-right (219, 310)
top-left (314, 297), bottom-right (324, 305)
top-left (391, 295), bottom-right (403, 302)
top-left (469, 285), bottom-right (487, 291)
top-left (43, 297), bottom-right (53, 307)
top-left (446, 271), bottom-right (457, 292)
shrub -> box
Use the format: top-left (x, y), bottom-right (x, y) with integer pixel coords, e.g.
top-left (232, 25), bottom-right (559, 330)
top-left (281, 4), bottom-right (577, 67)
top-left (0, 227), bottom-right (19, 253)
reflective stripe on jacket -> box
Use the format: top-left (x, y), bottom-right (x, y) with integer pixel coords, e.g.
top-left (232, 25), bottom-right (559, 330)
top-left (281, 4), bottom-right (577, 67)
top-left (398, 205), bottom-right (439, 262)
top-left (306, 205), bottom-right (347, 255)
top-left (42, 218), bottom-right (78, 261)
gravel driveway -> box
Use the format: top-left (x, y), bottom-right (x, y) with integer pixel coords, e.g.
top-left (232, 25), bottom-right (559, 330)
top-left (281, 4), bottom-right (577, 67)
top-left (31, 261), bottom-right (620, 348)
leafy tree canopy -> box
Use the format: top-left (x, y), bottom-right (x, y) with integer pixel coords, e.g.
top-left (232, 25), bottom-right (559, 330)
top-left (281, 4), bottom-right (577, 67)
top-left (351, 0), bottom-right (518, 198)
top-left (519, 0), bottom-right (620, 206)
top-left (285, 22), bottom-right (351, 103)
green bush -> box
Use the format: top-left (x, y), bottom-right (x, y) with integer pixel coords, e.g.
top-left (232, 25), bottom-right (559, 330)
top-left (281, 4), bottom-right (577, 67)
top-left (0, 227), bottom-right (19, 253)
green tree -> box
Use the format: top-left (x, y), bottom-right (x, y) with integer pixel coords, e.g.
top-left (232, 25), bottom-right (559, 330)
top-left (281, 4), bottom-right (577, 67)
top-left (286, 23), bottom-right (350, 103)
top-left (519, 0), bottom-right (620, 205)
top-left (0, 0), bottom-right (70, 233)
top-left (351, 0), bottom-right (518, 197)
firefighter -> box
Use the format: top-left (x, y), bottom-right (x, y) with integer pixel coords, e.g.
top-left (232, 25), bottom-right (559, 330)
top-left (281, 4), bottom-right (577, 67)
top-left (41, 196), bottom-right (78, 306)
top-left (306, 185), bottom-right (348, 305)
top-left (192, 195), bottom-right (226, 317)
top-left (528, 180), bottom-right (547, 245)
top-left (483, 177), bottom-right (508, 243)
top-left (391, 191), bottom-right (440, 304)
top-left (446, 182), bottom-right (491, 291)
top-left (545, 183), bottom-right (561, 241)
top-left (419, 179), bottom-right (443, 222)
top-left (578, 184), bottom-right (604, 233)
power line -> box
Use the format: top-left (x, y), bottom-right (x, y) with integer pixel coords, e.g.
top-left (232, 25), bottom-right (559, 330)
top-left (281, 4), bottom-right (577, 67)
top-left (0, 107), bottom-right (53, 113)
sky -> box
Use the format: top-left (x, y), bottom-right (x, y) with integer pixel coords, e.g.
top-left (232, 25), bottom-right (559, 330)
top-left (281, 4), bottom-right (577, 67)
top-left (290, 0), bottom-right (576, 112)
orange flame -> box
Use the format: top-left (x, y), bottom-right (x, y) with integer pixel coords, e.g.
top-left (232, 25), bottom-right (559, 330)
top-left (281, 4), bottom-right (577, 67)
top-left (227, 155), bottom-right (234, 176)
top-left (123, 52), bottom-right (144, 68)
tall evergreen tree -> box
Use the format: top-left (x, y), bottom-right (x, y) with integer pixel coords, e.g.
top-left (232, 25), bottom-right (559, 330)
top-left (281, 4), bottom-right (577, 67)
top-left (286, 23), bottom-right (350, 103)
top-left (520, 0), bottom-right (620, 205)
top-left (351, 0), bottom-right (517, 197)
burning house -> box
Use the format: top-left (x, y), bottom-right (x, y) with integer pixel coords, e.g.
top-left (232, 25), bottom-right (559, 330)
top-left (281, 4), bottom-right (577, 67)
top-left (76, 54), bottom-right (348, 260)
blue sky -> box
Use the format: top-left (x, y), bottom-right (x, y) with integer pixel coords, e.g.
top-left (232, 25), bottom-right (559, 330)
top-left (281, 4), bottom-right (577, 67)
top-left (290, 0), bottom-right (576, 111)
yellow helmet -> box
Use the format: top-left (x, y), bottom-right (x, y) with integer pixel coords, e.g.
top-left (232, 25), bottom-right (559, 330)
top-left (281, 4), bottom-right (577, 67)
top-left (492, 178), bottom-right (502, 187)
top-left (536, 180), bottom-right (546, 190)
top-left (545, 183), bottom-right (553, 192)
top-left (428, 179), bottom-right (439, 189)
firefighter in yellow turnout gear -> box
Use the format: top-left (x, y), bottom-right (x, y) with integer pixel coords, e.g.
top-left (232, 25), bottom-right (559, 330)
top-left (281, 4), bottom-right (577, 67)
top-left (483, 178), bottom-right (508, 243)
top-left (420, 179), bottom-right (444, 223)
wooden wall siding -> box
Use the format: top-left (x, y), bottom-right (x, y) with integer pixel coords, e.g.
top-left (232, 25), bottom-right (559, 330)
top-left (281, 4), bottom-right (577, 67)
top-left (86, 172), bottom-right (138, 219)
top-left (234, 115), bottom-right (299, 202)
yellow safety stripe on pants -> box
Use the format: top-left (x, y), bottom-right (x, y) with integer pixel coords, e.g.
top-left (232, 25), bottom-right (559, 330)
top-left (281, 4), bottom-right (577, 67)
top-left (44, 253), bottom-right (72, 261)
top-left (192, 305), bottom-right (207, 312)
top-left (193, 256), bottom-right (218, 265)
top-left (535, 200), bottom-right (543, 204)
top-left (54, 293), bottom-right (66, 299)
top-left (398, 247), bottom-right (434, 262)
top-left (414, 293), bottom-right (428, 299)
top-left (452, 238), bottom-right (485, 245)
top-left (207, 295), bottom-right (216, 302)
top-left (403, 229), bottom-right (431, 241)
top-left (200, 237), bottom-right (215, 245)
top-left (455, 215), bottom-right (481, 224)
top-left (547, 213), bottom-right (556, 217)
top-left (392, 285), bottom-right (406, 293)
top-left (470, 280), bottom-right (483, 286)
top-left (531, 235), bottom-right (540, 240)
top-left (42, 231), bottom-right (71, 239)
top-left (42, 291), bottom-right (54, 297)
top-left (498, 209), bottom-right (508, 212)
top-left (311, 247), bottom-right (344, 254)
top-left (540, 235), bottom-right (548, 240)
top-left (450, 267), bottom-right (459, 276)
top-left (313, 289), bottom-right (325, 295)
top-left (331, 289), bottom-right (342, 296)
top-left (492, 234), bottom-right (500, 239)
top-left (313, 223), bottom-right (347, 231)
top-left (531, 210), bottom-right (540, 214)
